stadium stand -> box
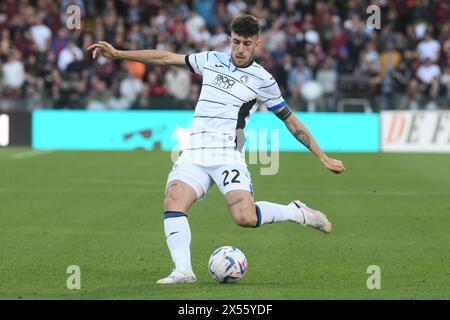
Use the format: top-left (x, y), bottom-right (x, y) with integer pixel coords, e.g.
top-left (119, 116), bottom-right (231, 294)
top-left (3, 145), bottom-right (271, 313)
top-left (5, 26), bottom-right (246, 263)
top-left (0, 0), bottom-right (449, 111)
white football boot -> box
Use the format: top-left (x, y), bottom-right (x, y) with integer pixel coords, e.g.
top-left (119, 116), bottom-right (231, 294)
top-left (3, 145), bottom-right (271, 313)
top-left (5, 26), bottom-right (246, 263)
top-left (290, 200), bottom-right (333, 234)
top-left (156, 269), bottom-right (197, 285)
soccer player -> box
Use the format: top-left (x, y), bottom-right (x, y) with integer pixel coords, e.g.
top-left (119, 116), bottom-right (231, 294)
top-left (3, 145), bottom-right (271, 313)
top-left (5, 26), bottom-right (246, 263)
top-left (87, 14), bottom-right (346, 285)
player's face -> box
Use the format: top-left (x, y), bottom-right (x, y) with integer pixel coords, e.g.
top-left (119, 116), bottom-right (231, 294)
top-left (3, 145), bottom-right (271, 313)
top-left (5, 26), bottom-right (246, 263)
top-left (230, 32), bottom-right (261, 67)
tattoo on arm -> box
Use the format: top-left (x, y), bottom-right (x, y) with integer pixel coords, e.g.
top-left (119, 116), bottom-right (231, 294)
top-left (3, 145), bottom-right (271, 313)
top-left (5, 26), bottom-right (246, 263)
top-left (294, 130), bottom-right (311, 150)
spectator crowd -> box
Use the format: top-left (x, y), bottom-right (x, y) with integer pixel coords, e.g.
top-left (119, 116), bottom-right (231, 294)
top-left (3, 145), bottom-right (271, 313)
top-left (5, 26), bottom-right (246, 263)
top-left (0, 0), bottom-right (449, 112)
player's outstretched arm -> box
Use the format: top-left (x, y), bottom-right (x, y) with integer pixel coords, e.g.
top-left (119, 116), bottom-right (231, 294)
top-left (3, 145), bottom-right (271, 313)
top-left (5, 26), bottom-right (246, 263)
top-left (86, 41), bottom-right (186, 67)
top-left (275, 107), bottom-right (346, 174)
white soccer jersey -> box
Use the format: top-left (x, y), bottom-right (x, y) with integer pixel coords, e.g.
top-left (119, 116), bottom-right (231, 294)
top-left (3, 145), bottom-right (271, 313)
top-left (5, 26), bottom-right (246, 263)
top-left (185, 51), bottom-right (286, 152)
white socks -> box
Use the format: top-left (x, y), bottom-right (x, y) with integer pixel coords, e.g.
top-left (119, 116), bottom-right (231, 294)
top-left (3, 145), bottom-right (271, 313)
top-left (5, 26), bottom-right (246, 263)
top-left (163, 212), bottom-right (192, 271)
top-left (163, 203), bottom-right (299, 270)
top-left (255, 201), bottom-right (299, 226)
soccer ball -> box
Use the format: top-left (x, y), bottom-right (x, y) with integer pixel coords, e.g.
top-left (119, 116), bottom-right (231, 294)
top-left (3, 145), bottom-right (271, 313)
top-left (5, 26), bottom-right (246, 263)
top-left (208, 246), bottom-right (247, 283)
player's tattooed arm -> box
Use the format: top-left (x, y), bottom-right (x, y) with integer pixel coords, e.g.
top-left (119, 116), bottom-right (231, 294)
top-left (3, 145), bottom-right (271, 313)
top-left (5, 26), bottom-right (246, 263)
top-left (282, 111), bottom-right (346, 174)
top-left (282, 112), bottom-right (322, 157)
top-left (293, 130), bottom-right (312, 151)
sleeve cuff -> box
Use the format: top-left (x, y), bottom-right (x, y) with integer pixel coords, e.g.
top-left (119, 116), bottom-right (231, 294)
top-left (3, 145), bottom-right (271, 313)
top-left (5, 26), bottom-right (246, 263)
top-left (185, 55), bottom-right (195, 73)
top-left (267, 101), bottom-right (287, 111)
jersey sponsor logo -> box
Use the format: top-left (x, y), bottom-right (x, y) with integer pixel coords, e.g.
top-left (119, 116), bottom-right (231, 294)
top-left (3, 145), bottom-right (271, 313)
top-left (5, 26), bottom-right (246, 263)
top-left (240, 75), bottom-right (249, 85)
top-left (212, 74), bottom-right (236, 90)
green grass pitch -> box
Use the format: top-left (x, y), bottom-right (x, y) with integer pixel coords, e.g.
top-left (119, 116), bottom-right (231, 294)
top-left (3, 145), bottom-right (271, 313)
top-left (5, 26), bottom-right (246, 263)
top-left (0, 147), bottom-right (449, 299)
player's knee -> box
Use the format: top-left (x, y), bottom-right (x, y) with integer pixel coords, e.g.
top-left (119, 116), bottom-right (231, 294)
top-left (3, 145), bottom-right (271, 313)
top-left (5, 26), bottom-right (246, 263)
top-left (163, 180), bottom-right (197, 212)
top-left (163, 192), bottom-right (178, 211)
top-left (234, 213), bottom-right (258, 228)
top-left (164, 188), bottom-right (190, 212)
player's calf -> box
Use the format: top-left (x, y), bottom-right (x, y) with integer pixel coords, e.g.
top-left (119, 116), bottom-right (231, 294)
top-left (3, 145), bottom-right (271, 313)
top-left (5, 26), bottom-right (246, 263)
top-left (225, 190), bottom-right (258, 227)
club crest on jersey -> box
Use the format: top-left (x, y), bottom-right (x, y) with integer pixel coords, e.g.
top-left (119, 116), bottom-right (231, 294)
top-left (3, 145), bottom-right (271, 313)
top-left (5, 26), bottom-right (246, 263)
top-left (212, 74), bottom-right (236, 90)
top-left (240, 75), bottom-right (249, 85)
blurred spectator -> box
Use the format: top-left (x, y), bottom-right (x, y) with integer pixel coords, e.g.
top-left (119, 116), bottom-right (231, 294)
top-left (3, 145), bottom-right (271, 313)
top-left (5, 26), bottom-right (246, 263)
top-left (346, 14), bottom-right (366, 64)
top-left (262, 17), bottom-right (286, 56)
top-left (164, 68), bottom-right (191, 107)
top-left (417, 31), bottom-right (441, 63)
top-left (365, 60), bottom-right (383, 111)
top-left (417, 58), bottom-right (441, 85)
top-left (123, 59), bottom-right (146, 81)
top-left (24, 80), bottom-right (46, 110)
top-left (380, 42), bottom-right (401, 75)
top-left (52, 28), bottom-right (69, 59)
top-left (194, 25), bottom-right (212, 48)
top-left (0, 29), bottom-right (12, 57)
top-left (337, 47), bottom-right (354, 74)
top-left (400, 80), bottom-right (421, 110)
top-left (127, 0), bottom-right (142, 24)
top-left (147, 71), bottom-right (166, 97)
top-left (274, 53), bottom-right (294, 98)
top-left (193, 0), bottom-right (217, 30)
top-left (57, 40), bottom-right (83, 72)
top-left (441, 65), bottom-right (450, 107)
top-left (392, 61), bottom-right (413, 92)
top-left (168, 0), bottom-right (190, 21)
top-left (186, 10), bottom-right (207, 44)
top-left (304, 23), bottom-right (321, 46)
top-left (102, 0), bottom-right (116, 18)
top-left (288, 58), bottom-right (313, 104)
top-left (426, 76), bottom-right (441, 109)
top-left (87, 76), bottom-right (111, 110)
top-left (316, 57), bottom-right (337, 111)
top-left (360, 41), bottom-right (380, 71)
top-left (52, 70), bottom-right (85, 109)
top-left (209, 24), bottom-right (229, 51)
top-left (2, 49), bottom-right (25, 90)
top-left (30, 15), bottom-right (52, 53)
top-left (416, 57), bottom-right (442, 108)
top-left (119, 69), bottom-right (144, 109)
top-left (214, 1), bottom-right (231, 28)
top-left (378, 41), bottom-right (401, 109)
top-left (226, 0), bottom-right (247, 20)
top-left (258, 49), bottom-right (278, 77)
top-left (94, 55), bottom-right (116, 85)
top-left (392, 61), bottom-right (413, 109)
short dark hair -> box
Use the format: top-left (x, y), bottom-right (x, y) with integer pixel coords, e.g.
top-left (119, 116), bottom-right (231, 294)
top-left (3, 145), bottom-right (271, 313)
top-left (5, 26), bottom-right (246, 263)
top-left (230, 14), bottom-right (260, 37)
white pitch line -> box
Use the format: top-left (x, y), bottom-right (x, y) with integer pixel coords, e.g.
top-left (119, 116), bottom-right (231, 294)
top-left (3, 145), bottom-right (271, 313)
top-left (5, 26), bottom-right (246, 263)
top-left (11, 150), bottom-right (54, 160)
top-left (256, 190), bottom-right (450, 197)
